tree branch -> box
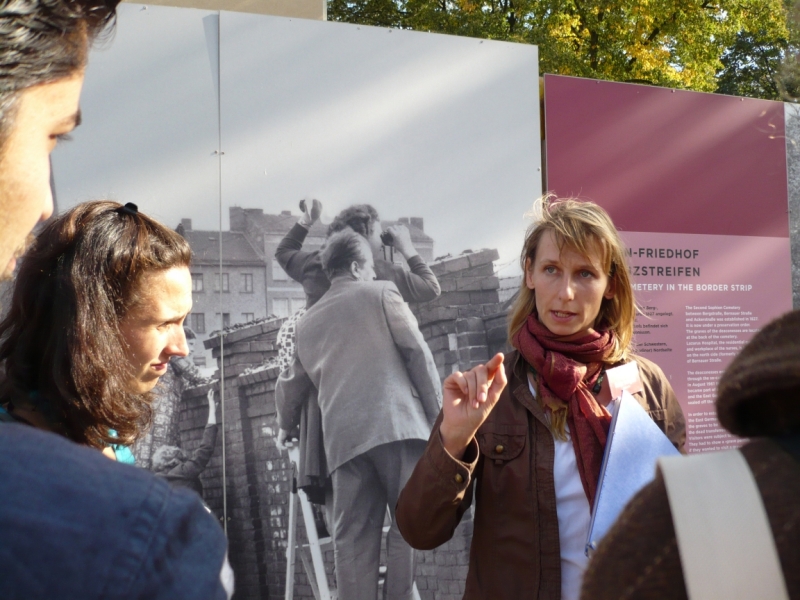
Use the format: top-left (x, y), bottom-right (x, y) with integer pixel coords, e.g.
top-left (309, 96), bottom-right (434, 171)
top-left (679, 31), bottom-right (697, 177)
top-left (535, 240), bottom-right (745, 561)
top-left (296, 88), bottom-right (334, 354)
top-left (572, 0), bottom-right (599, 69)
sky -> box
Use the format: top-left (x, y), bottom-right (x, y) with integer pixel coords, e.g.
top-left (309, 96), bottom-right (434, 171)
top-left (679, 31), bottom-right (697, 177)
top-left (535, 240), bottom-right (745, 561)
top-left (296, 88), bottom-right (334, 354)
top-left (53, 4), bottom-right (541, 277)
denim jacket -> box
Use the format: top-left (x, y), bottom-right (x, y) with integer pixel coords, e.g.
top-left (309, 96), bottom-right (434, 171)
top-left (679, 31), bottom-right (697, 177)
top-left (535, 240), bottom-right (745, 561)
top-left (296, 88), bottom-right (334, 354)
top-left (0, 423), bottom-right (233, 599)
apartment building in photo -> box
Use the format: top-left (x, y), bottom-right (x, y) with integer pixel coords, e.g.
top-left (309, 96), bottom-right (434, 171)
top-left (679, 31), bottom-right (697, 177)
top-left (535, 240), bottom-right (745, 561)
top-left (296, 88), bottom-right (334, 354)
top-left (178, 219), bottom-right (267, 372)
top-left (177, 207), bottom-right (435, 372)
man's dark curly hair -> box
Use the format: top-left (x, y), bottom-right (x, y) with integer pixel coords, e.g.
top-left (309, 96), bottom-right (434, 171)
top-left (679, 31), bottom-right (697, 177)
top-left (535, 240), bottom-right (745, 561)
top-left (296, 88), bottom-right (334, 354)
top-left (0, 201), bottom-right (192, 449)
top-left (0, 0), bottom-right (119, 146)
top-left (327, 204), bottom-right (379, 238)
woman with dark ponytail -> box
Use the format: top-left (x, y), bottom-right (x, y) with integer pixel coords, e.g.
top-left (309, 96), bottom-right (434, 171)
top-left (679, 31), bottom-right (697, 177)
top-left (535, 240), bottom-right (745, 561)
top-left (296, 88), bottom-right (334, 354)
top-left (0, 200), bottom-right (193, 460)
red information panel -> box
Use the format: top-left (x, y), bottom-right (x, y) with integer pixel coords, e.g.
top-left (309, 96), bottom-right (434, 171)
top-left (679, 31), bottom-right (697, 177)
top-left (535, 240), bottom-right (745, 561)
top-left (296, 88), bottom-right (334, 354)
top-left (544, 75), bottom-right (792, 453)
top-left (623, 232), bottom-right (790, 452)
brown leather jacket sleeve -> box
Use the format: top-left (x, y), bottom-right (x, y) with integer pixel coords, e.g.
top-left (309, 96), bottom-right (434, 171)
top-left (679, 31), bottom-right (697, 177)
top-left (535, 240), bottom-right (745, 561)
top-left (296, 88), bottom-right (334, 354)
top-left (396, 411), bottom-right (479, 550)
top-left (631, 354), bottom-right (687, 453)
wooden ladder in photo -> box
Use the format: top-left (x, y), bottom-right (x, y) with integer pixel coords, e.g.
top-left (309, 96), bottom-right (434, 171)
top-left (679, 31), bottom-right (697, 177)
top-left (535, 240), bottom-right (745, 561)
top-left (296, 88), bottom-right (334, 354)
top-left (284, 447), bottom-right (422, 600)
top-left (285, 447), bottom-right (335, 600)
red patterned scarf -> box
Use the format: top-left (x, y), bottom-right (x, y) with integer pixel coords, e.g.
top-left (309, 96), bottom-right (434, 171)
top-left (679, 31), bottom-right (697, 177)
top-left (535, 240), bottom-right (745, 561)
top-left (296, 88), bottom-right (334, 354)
top-left (512, 313), bottom-right (614, 506)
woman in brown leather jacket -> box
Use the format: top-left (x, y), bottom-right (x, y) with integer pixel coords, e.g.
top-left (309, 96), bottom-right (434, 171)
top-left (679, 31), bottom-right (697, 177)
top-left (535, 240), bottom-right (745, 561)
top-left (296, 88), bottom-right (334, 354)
top-left (396, 195), bottom-right (685, 600)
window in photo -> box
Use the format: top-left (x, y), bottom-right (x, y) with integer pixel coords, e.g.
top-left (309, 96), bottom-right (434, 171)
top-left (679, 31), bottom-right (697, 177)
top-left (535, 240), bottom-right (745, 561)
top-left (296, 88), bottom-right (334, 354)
top-left (190, 313), bottom-right (205, 334)
top-left (214, 272), bottom-right (230, 293)
top-left (242, 272), bottom-right (254, 293)
top-left (191, 273), bottom-right (204, 293)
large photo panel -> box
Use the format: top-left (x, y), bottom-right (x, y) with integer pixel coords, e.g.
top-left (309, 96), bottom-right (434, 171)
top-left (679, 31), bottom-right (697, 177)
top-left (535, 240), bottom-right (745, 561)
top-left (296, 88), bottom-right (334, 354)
top-left (214, 15), bottom-right (541, 599)
top-left (48, 7), bottom-right (543, 598)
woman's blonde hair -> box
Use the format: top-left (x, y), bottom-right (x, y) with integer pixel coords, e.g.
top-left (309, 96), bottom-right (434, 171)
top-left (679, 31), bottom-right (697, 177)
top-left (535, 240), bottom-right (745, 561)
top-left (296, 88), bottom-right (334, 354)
top-left (508, 194), bottom-right (637, 364)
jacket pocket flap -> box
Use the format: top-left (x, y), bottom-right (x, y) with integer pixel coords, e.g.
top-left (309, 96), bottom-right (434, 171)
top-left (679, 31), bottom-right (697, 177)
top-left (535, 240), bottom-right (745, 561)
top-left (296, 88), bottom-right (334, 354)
top-left (478, 426), bottom-right (526, 461)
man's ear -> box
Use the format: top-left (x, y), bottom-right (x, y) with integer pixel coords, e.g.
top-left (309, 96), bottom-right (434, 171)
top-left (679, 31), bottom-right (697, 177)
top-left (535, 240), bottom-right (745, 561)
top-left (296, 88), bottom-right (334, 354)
top-left (349, 260), bottom-right (361, 280)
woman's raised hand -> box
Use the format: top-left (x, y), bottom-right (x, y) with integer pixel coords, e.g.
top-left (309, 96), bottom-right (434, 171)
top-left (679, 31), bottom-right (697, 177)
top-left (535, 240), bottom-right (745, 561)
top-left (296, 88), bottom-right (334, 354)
top-left (207, 389), bottom-right (217, 426)
top-left (439, 353), bottom-right (507, 460)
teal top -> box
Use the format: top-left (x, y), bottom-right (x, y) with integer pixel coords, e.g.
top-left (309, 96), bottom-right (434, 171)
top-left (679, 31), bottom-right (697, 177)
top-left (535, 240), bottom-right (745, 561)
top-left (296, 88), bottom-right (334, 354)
top-left (112, 445), bottom-right (136, 465)
top-left (0, 407), bottom-right (135, 465)
top-left (108, 429), bottom-right (136, 465)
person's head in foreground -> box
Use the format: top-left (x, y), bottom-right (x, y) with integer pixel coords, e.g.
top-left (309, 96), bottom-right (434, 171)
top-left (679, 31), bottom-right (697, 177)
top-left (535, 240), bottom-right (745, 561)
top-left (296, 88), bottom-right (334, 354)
top-left (716, 308), bottom-right (800, 438)
top-left (0, 0), bottom-right (119, 281)
top-left (0, 200), bottom-right (193, 450)
top-left (321, 228), bottom-right (377, 282)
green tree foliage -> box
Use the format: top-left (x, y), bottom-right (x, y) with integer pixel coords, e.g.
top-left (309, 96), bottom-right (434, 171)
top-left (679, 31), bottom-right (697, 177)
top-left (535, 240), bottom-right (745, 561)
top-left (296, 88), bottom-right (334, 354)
top-left (776, 2), bottom-right (800, 100)
top-left (328, 0), bottom-right (790, 97)
top-left (328, 0), bottom-right (403, 27)
top-left (715, 30), bottom-right (787, 99)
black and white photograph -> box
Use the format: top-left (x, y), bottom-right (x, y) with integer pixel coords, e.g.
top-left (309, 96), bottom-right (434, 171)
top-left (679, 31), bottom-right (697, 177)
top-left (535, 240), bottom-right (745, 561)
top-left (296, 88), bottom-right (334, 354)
top-left (5, 0), bottom-right (800, 599)
top-left (47, 5), bottom-right (541, 598)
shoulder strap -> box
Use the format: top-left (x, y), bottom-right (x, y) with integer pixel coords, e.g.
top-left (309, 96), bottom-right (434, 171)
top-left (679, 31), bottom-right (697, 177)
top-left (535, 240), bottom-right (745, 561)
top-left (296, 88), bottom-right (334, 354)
top-left (659, 450), bottom-right (789, 600)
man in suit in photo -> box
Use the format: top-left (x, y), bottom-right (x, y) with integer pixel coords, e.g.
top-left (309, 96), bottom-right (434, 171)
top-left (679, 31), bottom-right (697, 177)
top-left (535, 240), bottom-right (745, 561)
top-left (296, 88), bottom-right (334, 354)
top-left (276, 228), bottom-right (441, 600)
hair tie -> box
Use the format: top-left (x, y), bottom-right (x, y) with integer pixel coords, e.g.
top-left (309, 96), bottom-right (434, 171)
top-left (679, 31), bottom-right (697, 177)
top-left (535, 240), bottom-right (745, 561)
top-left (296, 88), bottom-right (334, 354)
top-left (117, 202), bottom-right (138, 216)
